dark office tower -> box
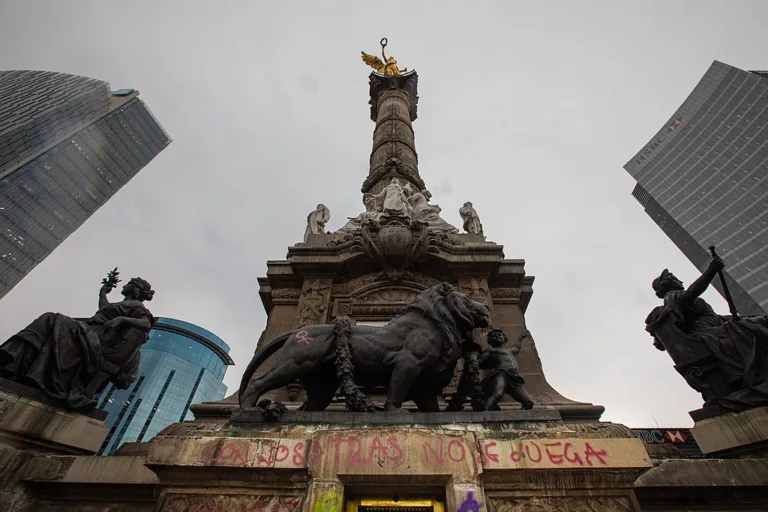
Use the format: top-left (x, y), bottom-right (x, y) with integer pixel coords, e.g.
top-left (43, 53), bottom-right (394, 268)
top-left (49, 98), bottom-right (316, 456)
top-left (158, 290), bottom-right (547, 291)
top-left (0, 70), bottom-right (171, 300)
top-left (625, 61), bottom-right (768, 315)
top-left (96, 317), bottom-right (233, 455)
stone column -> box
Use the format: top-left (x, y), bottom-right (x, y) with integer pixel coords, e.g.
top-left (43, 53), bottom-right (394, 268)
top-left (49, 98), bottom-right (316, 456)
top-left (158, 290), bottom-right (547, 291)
top-left (362, 72), bottom-right (425, 196)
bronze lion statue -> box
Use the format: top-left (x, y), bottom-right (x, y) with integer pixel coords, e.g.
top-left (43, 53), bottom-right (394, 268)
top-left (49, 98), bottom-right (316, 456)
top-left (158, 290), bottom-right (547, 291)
top-left (239, 282), bottom-right (490, 413)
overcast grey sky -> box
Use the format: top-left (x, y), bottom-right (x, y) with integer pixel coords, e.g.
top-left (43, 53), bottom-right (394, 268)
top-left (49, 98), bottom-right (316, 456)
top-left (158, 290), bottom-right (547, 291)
top-left (1, 0), bottom-right (766, 427)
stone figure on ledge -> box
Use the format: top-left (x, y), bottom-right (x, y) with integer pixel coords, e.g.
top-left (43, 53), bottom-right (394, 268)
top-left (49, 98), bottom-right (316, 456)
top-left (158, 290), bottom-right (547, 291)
top-left (372, 177), bottom-right (410, 217)
top-left (336, 193), bottom-right (381, 235)
top-left (239, 282), bottom-right (490, 414)
top-left (407, 187), bottom-right (459, 234)
top-left (0, 269), bottom-right (155, 410)
top-left (480, 329), bottom-right (535, 410)
top-left (304, 203), bottom-right (330, 242)
top-left (460, 201), bottom-right (483, 235)
top-left (646, 250), bottom-right (768, 417)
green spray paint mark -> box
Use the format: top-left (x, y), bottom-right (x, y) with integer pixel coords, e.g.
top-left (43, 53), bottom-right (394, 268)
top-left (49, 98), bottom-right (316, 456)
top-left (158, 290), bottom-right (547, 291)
top-left (314, 489), bottom-right (342, 512)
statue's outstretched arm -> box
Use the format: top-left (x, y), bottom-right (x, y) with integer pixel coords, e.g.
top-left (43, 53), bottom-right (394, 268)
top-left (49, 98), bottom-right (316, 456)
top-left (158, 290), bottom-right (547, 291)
top-left (511, 330), bottom-right (529, 355)
top-left (684, 257), bottom-right (725, 304)
top-left (98, 286), bottom-right (111, 310)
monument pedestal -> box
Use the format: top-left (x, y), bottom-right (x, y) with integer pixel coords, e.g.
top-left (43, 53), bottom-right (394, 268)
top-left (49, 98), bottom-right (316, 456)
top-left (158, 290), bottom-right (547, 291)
top-left (0, 379), bottom-right (108, 455)
top-left (138, 411), bottom-right (650, 512)
top-left (0, 380), bottom-right (111, 510)
top-left (690, 406), bottom-right (768, 457)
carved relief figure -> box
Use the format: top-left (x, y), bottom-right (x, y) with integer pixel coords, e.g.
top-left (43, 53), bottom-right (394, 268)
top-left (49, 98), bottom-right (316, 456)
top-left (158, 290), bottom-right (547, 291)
top-left (298, 280), bottom-right (331, 328)
top-left (304, 203), bottom-right (330, 242)
top-left (480, 329), bottom-right (534, 410)
top-left (0, 269), bottom-right (155, 409)
top-left (459, 201), bottom-right (483, 234)
top-left (647, 253), bottom-right (768, 413)
top-left (372, 177), bottom-right (410, 217)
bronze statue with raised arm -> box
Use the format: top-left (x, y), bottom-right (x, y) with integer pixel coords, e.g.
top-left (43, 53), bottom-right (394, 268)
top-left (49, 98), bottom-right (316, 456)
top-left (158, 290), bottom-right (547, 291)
top-left (480, 328), bottom-right (535, 410)
top-left (647, 250), bottom-right (768, 417)
top-left (0, 268), bottom-right (155, 410)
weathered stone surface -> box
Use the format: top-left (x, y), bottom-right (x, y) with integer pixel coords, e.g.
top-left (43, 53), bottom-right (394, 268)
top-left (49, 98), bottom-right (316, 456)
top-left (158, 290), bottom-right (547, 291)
top-left (230, 409), bottom-right (562, 425)
top-left (146, 436), bottom-right (309, 469)
top-left (0, 390), bottom-right (108, 454)
top-left (59, 456), bottom-right (158, 484)
top-left (487, 496), bottom-right (636, 512)
top-left (158, 493), bottom-right (303, 512)
top-left (691, 406), bottom-right (768, 455)
top-left (634, 458), bottom-right (768, 509)
top-left (308, 429), bottom-right (479, 479)
top-left (479, 438), bottom-right (651, 471)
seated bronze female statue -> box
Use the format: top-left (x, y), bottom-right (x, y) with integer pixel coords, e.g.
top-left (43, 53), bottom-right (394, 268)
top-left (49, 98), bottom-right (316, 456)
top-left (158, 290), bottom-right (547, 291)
top-left (0, 273), bottom-right (155, 409)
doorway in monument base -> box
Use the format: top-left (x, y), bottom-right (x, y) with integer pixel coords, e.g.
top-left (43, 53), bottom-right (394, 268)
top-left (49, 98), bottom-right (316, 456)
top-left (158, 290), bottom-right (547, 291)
top-left (346, 496), bottom-right (445, 512)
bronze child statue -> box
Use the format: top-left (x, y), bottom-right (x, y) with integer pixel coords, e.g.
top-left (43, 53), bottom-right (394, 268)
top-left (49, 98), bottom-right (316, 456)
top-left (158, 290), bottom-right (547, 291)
top-left (480, 328), bottom-right (534, 410)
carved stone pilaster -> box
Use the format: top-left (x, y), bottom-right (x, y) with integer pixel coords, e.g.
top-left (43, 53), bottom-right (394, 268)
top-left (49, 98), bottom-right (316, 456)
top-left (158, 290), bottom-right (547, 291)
top-left (295, 278), bottom-right (332, 329)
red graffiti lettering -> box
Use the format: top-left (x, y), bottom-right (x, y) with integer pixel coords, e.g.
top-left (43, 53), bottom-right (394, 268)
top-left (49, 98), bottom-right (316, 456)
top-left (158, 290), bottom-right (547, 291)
top-left (563, 442), bottom-right (583, 465)
top-left (275, 444), bottom-right (290, 463)
top-left (483, 441), bottom-right (500, 463)
top-left (525, 441), bottom-right (542, 463)
top-left (387, 436), bottom-right (405, 462)
top-left (369, 436), bottom-right (388, 463)
top-left (584, 442), bottom-right (608, 466)
top-left (509, 442), bottom-right (523, 463)
top-left (282, 497), bottom-right (302, 512)
top-left (293, 441), bottom-right (306, 466)
top-left (448, 439), bottom-right (466, 462)
top-left (295, 330), bottom-right (312, 344)
top-left (422, 438), bottom-right (445, 466)
top-left (202, 440), bottom-right (249, 466)
top-left (347, 438), bottom-right (363, 466)
top-left (544, 442), bottom-right (564, 465)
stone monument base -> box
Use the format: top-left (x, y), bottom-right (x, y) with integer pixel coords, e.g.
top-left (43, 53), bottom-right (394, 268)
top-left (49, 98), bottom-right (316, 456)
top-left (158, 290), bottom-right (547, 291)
top-left (0, 379), bottom-right (108, 455)
top-left (691, 406), bottom-right (768, 457)
top-left (141, 412), bottom-right (650, 512)
top-left (0, 380), bottom-right (111, 510)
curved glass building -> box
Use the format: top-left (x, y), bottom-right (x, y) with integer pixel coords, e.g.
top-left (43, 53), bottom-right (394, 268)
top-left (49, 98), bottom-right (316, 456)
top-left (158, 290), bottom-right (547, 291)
top-left (96, 317), bottom-right (233, 455)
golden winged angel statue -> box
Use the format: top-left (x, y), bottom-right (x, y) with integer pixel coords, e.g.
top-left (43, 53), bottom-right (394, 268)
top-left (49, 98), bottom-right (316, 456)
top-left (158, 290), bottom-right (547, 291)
top-left (361, 37), bottom-right (408, 76)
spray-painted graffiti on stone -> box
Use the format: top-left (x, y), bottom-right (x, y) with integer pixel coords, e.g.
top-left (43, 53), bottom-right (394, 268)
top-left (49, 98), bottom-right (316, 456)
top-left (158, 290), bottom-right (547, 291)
top-left (313, 489), bottom-right (343, 512)
top-left (161, 494), bottom-right (302, 512)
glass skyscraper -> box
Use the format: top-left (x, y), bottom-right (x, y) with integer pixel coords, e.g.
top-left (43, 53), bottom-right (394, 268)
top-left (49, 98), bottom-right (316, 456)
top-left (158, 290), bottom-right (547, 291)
top-left (0, 70), bottom-right (171, 300)
top-left (96, 317), bottom-right (233, 455)
top-left (625, 61), bottom-right (768, 315)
